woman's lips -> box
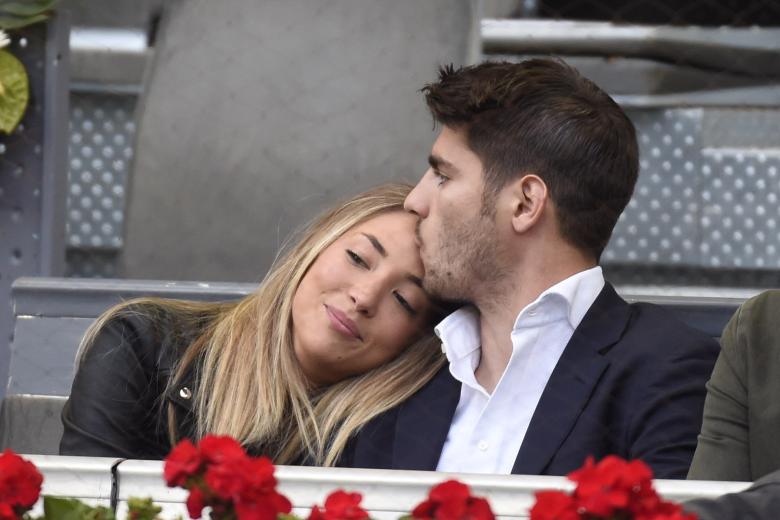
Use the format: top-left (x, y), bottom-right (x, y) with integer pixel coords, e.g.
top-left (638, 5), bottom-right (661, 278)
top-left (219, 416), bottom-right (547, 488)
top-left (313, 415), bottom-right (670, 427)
top-left (325, 305), bottom-right (362, 341)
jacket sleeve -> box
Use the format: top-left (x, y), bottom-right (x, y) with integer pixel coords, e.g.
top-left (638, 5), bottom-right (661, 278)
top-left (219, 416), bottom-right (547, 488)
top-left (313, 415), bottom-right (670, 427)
top-left (686, 304), bottom-right (751, 481)
top-left (59, 316), bottom-right (163, 458)
top-left (625, 330), bottom-right (720, 479)
top-left (683, 469), bottom-right (780, 520)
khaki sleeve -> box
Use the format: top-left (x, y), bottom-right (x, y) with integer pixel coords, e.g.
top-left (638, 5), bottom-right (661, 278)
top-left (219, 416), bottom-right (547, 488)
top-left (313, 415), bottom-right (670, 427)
top-left (687, 304), bottom-right (751, 481)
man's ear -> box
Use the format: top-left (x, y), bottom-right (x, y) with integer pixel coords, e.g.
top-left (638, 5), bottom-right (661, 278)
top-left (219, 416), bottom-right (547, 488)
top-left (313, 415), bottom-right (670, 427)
top-left (509, 174), bottom-right (548, 234)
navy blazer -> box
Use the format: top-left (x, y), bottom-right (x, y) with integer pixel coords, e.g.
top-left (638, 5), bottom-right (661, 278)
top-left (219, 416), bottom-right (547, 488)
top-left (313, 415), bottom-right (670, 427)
top-left (341, 284), bottom-right (719, 479)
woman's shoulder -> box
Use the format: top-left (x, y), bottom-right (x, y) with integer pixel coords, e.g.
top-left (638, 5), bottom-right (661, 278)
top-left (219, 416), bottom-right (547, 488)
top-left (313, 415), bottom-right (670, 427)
top-left (84, 299), bottom-right (204, 370)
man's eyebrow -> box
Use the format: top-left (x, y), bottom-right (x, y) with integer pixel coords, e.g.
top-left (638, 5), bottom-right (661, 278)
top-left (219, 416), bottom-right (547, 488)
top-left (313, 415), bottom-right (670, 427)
top-left (361, 233), bottom-right (386, 257)
top-left (428, 154), bottom-right (456, 172)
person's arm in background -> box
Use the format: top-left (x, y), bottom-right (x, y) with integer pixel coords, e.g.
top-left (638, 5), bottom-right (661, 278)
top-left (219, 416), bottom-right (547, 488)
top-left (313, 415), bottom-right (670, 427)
top-left (686, 305), bottom-right (751, 481)
top-left (684, 468), bottom-right (780, 520)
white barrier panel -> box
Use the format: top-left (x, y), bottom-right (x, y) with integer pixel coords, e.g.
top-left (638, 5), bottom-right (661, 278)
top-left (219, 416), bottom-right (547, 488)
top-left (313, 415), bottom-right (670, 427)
top-left (26, 456), bottom-right (754, 519)
top-left (25, 455), bottom-right (115, 515)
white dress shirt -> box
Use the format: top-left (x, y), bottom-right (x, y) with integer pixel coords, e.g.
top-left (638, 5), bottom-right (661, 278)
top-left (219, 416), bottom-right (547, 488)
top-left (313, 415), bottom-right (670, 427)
top-left (435, 266), bottom-right (605, 474)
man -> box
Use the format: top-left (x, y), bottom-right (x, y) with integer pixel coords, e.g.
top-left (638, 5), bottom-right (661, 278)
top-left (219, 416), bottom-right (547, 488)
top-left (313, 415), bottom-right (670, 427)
top-left (340, 58), bottom-right (719, 479)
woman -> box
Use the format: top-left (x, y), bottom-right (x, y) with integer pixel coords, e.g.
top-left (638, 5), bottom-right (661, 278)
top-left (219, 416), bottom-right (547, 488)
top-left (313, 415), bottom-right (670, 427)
top-left (688, 290), bottom-right (780, 481)
top-left (60, 183), bottom-right (447, 466)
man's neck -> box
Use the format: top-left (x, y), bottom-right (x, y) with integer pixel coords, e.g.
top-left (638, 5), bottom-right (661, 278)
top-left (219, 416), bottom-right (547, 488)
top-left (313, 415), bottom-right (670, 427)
top-left (472, 252), bottom-right (597, 393)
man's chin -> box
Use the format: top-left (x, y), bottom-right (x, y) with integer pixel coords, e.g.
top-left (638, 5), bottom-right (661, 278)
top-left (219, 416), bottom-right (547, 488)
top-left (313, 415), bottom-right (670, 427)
top-left (423, 271), bottom-right (466, 303)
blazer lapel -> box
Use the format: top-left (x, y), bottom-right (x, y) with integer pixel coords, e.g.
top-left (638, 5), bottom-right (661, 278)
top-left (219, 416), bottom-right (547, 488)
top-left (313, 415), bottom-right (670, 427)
top-left (393, 365), bottom-right (461, 470)
top-left (512, 283), bottom-right (630, 474)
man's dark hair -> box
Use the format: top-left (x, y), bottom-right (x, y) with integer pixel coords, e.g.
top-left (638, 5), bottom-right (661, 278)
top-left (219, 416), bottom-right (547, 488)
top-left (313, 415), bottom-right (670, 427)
top-left (422, 58), bottom-right (639, 261)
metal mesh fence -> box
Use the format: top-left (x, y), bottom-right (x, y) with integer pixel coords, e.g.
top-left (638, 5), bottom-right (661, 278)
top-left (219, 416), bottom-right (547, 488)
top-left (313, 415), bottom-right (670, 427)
top-left (481, 0), bottom-right (780, 287)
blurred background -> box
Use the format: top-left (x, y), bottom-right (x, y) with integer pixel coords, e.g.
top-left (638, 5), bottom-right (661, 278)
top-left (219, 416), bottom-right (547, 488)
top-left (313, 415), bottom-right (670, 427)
top-left (1, 0), bottom-right (780, 391)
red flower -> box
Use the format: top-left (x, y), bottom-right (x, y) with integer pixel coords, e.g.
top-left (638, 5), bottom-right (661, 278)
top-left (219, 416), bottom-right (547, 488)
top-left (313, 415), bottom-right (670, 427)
top-left (411, 480), bottom-right (495, 520)
top-left (0, 449), bottom-right (43, 510)
top-left (164, 439), bottom-right (202, 487)
top-left (636, 501), bottom-right (698, 520)
top-left (308, 490), bottom-right (369, 520)
top-left (205, 456), bottom-right (250, 501)
top-left (199, 435), bottom-right (247, 465)
top-left (529, 491), bottom-right (579, 520)
top-left (568, 456), bottom-right (658, 518)
top-left (529, 455), bottom-right (698, 520)
top-left (165, 436), bottom-right (292, 520)
top-left (234, 492), bottom-right (293, 520)
top-left (0, 503), bottom-right (16, 520)
top-left (186, 486), bottom-right (207, 519)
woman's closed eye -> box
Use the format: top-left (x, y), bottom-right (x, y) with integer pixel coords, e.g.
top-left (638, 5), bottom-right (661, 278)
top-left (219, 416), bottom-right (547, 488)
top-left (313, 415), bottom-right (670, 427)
top-left (393, 291), bottom-right (417, 316)
top-left (347, 248), bottom-right (418, 316)
top-left (346, 249), bottom-right (369, 268)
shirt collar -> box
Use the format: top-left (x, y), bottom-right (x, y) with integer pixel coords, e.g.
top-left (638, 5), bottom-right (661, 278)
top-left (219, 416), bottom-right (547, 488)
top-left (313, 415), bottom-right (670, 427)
top-left (435, 305), bottom-right (481, 364)
top-left (515, 266), bottom-right (605, 331)
top-left (434, 266), bottom-right (605, 358)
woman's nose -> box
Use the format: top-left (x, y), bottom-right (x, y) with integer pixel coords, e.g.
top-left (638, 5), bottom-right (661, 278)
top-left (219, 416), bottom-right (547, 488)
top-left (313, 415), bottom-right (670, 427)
top-left (348, 279), bottom-right (383, 317)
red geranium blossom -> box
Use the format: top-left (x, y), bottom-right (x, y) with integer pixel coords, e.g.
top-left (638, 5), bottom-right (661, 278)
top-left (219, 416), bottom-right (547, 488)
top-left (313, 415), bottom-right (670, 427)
top-left (165, 436), bottom-right (291, 520)
top-left (164, 439), bottom-right (202, 487)
top-left (568, 456), bottom-right (659, 518)
top-left (186, 486), bottom-right (207, 519)
top-left (412, 480), bottom-right (495, 520)
top-left (529, 490), bottom-right (580, 520)
top-left (0, 449), bottom-right (43, 511)
top-left (529, 455), bottom-right (698, 520)
top-left (199, 435), bottom-right (247, 465)
top-left (0, 503), bottom-right (16, 520)
top-left (308, 490), bottom-right (369, 520)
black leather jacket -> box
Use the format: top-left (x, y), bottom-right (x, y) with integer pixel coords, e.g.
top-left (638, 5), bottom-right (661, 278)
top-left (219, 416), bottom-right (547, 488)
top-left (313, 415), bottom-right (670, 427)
top-left (60, 310), bottom-right (201, 459)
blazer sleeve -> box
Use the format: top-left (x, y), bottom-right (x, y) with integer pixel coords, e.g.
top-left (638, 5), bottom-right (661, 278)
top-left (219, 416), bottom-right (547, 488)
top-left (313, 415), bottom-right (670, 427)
top-left (59, 315), bottom-right (163, 458)
top-left (624, 330), bottom-right (720, 479)
top-left (686, 304), bottom-right (751, 481)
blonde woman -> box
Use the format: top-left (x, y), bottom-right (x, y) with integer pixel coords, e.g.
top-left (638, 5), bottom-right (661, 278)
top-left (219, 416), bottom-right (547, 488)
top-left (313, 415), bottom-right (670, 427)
top-left (60, 183), bottom-right (447, 466)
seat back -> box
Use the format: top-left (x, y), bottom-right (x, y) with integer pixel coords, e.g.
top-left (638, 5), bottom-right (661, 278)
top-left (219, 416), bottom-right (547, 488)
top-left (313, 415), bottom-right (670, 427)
top-left (0, 394), bottom-right (68, 454)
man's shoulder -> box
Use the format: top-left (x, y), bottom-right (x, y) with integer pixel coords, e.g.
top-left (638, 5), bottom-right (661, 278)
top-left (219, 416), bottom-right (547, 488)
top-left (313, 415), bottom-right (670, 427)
top-left (608, 299), bottom-right (719, 361)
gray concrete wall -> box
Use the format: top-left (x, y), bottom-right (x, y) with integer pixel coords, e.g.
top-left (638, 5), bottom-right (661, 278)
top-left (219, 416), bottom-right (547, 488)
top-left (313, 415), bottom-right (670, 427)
top-left (121, 0), bottom-right (475, 282)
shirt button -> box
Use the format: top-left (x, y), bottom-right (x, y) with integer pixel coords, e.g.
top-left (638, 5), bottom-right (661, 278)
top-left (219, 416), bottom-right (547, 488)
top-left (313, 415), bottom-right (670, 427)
top-left (477, 440), bottom-right (488, 451)
top-left (179, 387), bottom-right (192, 400)
top-left (528, 309), bottom-right (537, 317)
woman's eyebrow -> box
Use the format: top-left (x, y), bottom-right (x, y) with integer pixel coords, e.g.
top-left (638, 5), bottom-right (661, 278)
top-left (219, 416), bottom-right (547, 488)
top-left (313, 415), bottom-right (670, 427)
top-left (406, 274), bottom-right (423, 288)
top-left (361, 233), bottom-right (387, 257)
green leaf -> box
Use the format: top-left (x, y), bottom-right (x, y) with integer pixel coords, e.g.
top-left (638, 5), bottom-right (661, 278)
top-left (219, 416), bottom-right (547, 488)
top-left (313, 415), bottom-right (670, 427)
top-left (43, 497), bottom-right (116, 520)
top-left (0, 12), bottom-right (49, 29)
top-left (127, 497), bottom-right (163, 520)
top-left (0, 0), bottom-right (57, 17)
top-left (0, 48), bottom-right (28, 134)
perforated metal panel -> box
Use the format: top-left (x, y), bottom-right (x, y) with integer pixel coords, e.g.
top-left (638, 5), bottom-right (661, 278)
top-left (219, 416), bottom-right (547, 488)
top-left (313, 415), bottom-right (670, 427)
top-left (66, 93), bottom-right (134, 249)
top-left (605, 109), bottom-right (702, 265)
top-left (603, 108), bottom-right (780, 271)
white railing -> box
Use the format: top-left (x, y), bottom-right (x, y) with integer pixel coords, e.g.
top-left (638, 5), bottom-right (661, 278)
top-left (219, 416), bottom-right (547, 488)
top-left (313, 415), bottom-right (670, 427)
top-left (26, 455), bottom-right (752, 519)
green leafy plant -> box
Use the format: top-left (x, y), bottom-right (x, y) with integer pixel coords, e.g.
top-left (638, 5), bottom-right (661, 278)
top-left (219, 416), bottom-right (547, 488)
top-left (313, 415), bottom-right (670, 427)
top-left (0, 0), bottom-right (57, 134)
top-left (41, 497), bottom-right (116, 520)
top-left (0, 0), bottom-right (58, 31)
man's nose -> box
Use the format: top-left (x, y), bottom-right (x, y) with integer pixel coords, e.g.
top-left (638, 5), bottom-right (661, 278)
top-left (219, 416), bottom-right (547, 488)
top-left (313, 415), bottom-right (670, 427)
top-left (404, 171), bottom-right (431, 218)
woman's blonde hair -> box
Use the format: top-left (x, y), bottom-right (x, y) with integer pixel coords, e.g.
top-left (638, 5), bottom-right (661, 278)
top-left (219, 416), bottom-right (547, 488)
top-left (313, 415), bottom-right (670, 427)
top-left (77, 183), bottom-right (445, 465)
